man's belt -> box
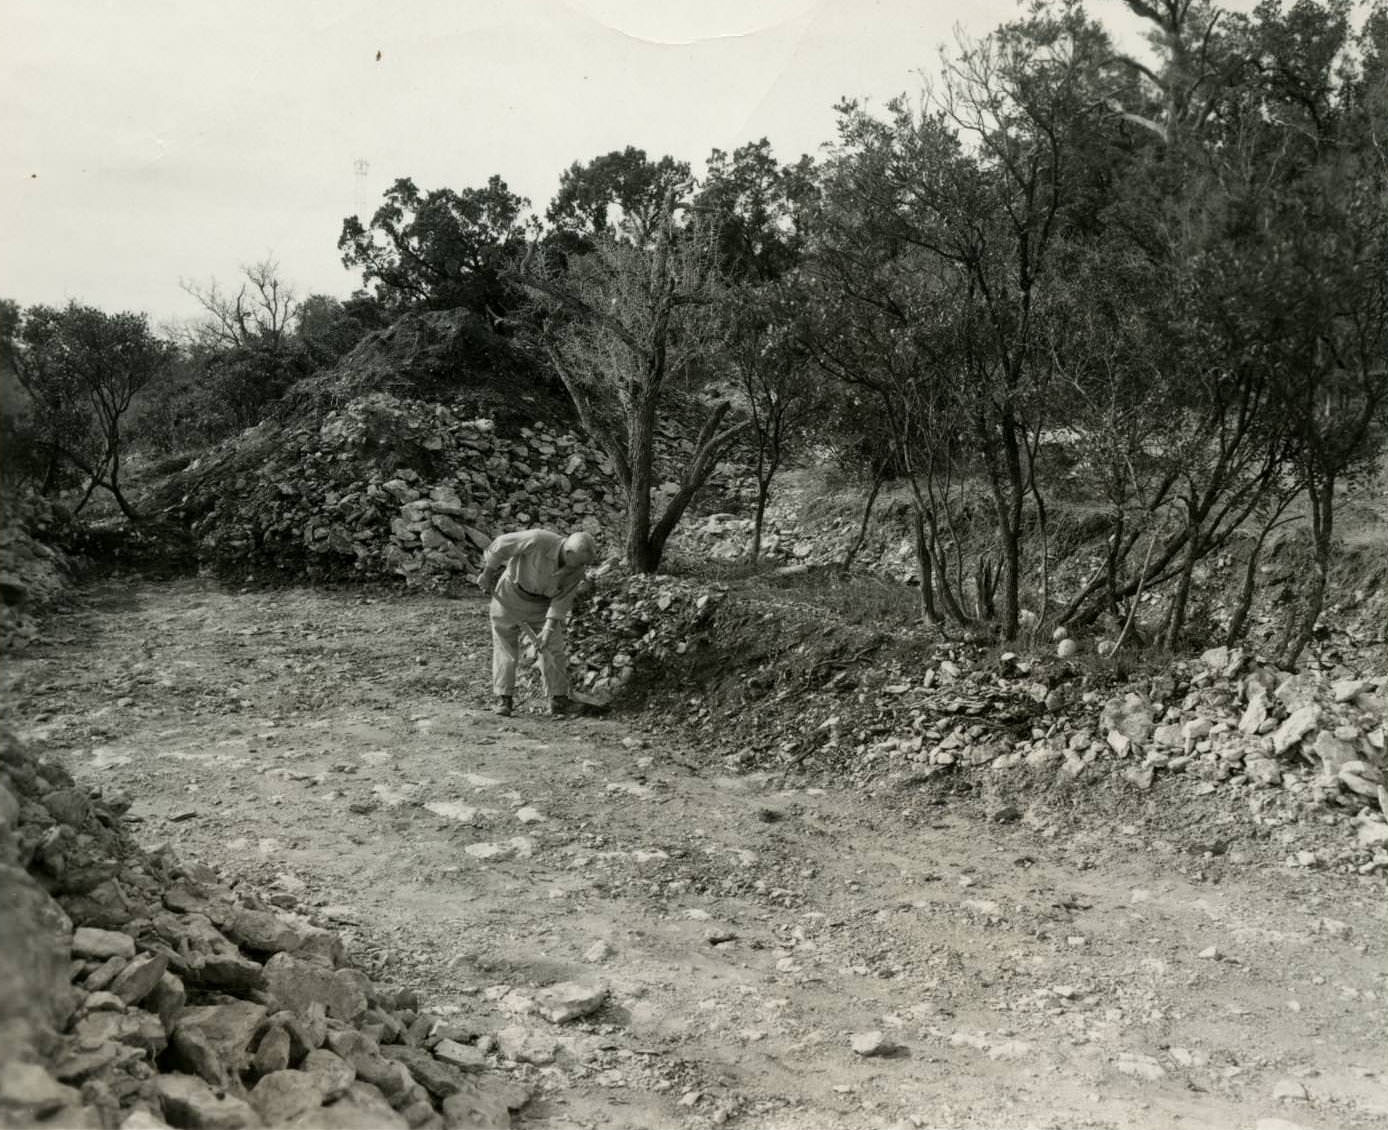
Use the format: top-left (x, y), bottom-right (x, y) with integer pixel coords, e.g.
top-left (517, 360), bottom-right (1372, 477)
top-left (513, 582), bottom-right (550, 604)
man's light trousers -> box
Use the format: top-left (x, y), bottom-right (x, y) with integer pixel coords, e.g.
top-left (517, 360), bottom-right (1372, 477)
top-left (489, 584), bottom-right (570, 699)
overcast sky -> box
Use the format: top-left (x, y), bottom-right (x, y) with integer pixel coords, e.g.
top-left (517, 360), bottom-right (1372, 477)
top-left (4, 0), bottom-right (1162, 327)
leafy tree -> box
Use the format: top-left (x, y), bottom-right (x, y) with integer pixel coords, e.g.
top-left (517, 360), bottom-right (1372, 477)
top-left (694, 140), bottom-right (817, 283)
top-left (724, 284), bottom-right (824, 562)
top-left (805, 4), bottom-right (1125, 638)
top-left (339, 176), bottom-right (531, 317)
top-left (546, 147), bottom-right (691, 245)
top-left (6, 303), bottom-right (173, 517)
top-left (295, 293), bottom-right (389, 367)
top-left (517, 182), bottom-right (745, 572)
top-left (179, 261), bottom-right (315, 431)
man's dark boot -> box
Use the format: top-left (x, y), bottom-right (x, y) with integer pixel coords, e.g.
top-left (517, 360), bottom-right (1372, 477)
top-left (493, 695), bottom-right (513, 717)
top-left (548, 695), bottom-right (574, 717)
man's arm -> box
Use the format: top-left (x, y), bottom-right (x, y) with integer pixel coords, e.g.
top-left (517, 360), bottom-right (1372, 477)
top-left (545, 576), bottom-right (584, 623)
top-left (477, 531), bottom-right (527, 593)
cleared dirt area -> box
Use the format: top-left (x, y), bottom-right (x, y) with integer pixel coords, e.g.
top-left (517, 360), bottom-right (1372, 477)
top-left (4, 577), bottom-right (1386, 1130)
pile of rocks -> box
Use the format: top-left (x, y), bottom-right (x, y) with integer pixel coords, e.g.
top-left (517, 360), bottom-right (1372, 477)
top-left (668, 497), bottom-right (920, 581)
top-left (0, 495), bottom-right (75, 652)
top-left (613, 574), bottom-right (1387, 863)
top-left (825, 646), bottom-right (1387, 866)
top-left (1050, 647), bottom-right (1388, 830)
top-left (164, 394), bottom-right (619, 587)
top-left (567, 574), bottom-right (728, 702)
top-left (0, 730), bottom-right (529, 1129)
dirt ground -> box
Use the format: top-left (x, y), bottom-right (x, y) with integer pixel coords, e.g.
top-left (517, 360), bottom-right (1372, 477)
top-left (4, 577), bottom-right (1387, 1130)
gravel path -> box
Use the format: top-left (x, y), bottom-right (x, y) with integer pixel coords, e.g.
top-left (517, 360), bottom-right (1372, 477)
top-left (5, 577), bottom-right (1386, 1130)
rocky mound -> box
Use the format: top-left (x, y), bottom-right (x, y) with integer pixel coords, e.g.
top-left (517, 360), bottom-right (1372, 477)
top-left (578, 576), bottom-right (1388, 866)
top-left (158, 394), bottom-right (620, 587)
top-left (670, 495), bottom-right (919, 580)
top-left (566, 573), bottom-right (728, 702)
top-left (1, 729), bottom-right (538, 1129)
top-left (282, 310), bottom-right (571, 428)
top-left (0, 496), bottom-right (76, 652)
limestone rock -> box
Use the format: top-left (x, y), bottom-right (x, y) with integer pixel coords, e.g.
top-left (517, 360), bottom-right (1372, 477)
top-left (1340, 760), bottom-right (1384, 798)
top-left (154, 1073), bottom-right (260, 1129)
top-left (121, 1109), bottom-right (173, 1129)
top-left (273, 1003), bottom-right (328, 1061)
top-left (849, 1030), bottom-right (894, 1057)
top-left (146, 972), bottom-right (186, 1034)
top-left (72, 927), bottom-right (136, 961)
top-left (1239, 694), bottom-right (1269, 735)
top-left (300, 1049), bottom-right (355, 1102)
top-left (440, 1077), bottom-right (529, 1130)
top-left (110, 952), bottom-right (169, 1006)
top-left (380, 1044), bottom-right (469, 1098)
top-left (297, 1081), bottom-right (407, 1128)
top-left (431, 1039), bottom-right (486, 1072)
top-left (1273, 706), bottom-right (1320, 756)
top-left (494, 1026), bottom-right (557, 1066)
top-left (262, 953), bottom-right (368, 1021)
top-left (1100, 693), bottom-right (1154, 749)
top-left (0, 1060), bottom-right (80, 1121)
top-left (0, 862), bottom-right (76, 1061)
top-left (174, 1000), bottom-right (267, 1076)
top-left (252, 1024), bottom-right (292, 1076)
top-left (171, 1025), bottom-right (229, 1089)
top-left (1115, 1051), bottom-right (1167, 1081)
top-left (1245, 758), bottom-right (1283, 787)
top-left (1313, 731), bottom-right (1357, 777)
top-left (249, 1070), bottom-right (325, 1124)
top-left (224, 908), bottom-right (304, 956)
top-left (534, 982), bottom-right (607, 1024)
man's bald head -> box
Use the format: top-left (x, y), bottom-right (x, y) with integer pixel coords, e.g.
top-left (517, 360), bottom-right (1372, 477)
top-left (561, 531), bottom-right (598, 566)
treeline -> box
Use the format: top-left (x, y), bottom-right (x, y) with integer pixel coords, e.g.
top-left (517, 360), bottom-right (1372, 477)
top-left (2, 0), bottom-right (1385, 663)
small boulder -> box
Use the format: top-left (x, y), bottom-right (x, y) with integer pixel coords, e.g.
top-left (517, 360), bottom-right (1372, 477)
top-left (252, 1025), bottom-right (292, 1076)
top-left (300, 1049), bottom-right (355, 1102)
top-left (174, 1000), bottom-right (268, 1076)
top-left (849, 1030), bottom-right (894, 1057)
top-left (225, 909), bottom-right (304, 956)
top-left (431, 1039), bottom-right (486, 1072)
top-left (0, 1061), bottom-right (80, 1121)
top-left (110, 953), bottom-right (168, 1006)
top-left (534, 982), bottom-right (607, 1024)
top-left (250, 1070), bottom-right (325, 1124)
top-left (72, 927), bottom-right (136, 961)
top-left (1273, 706), bottom-right (1320, 756)
top-left (262, 953), bottom-right (367, 1021)
top-left (154, 1073), bottom-right (258, 1129)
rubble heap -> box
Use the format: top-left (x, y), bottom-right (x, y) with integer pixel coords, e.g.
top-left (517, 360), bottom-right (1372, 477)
top-left (0, 730), bottom-right (530, 1129)
top-left (669, 498), bottom-right (920, 581)
top-left (163, 394), bottom-right (619, 587)
top-left (566, 573), bottom-right (728, 702)
top-left (0, 495), bottom-right (75, 652)
top-left (594, 576), bottom-right (1387, 866)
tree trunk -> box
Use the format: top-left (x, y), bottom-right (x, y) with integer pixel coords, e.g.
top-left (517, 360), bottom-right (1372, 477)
top-left (105, 436), bottom-right (141, 521)
top-left (748, 442), bottom-right (771, 565)
top-left (1279, 477), bottom-right (1334, 668)
top-left (911, 508), bottom-right (940, 627)
top-left (749, 480), bottom-right (769, 565)
top-left (1162, 515), bottom-right (1201, 650)
top-left (839, 464), bottom-right (887, 576)
top-left (624, 388), bottom-right (659, 572)
top-left (1226, 504), bottom-right (1291, 646)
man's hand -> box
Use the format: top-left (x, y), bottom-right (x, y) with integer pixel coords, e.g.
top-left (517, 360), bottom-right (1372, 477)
top-left (536, 623), bottom-right (555, 652)
top-left (476, 571), bottom-right (494, 595)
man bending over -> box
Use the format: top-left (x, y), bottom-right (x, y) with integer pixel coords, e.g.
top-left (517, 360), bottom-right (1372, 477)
top-left (477, 529), bottom-right (598, 717)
